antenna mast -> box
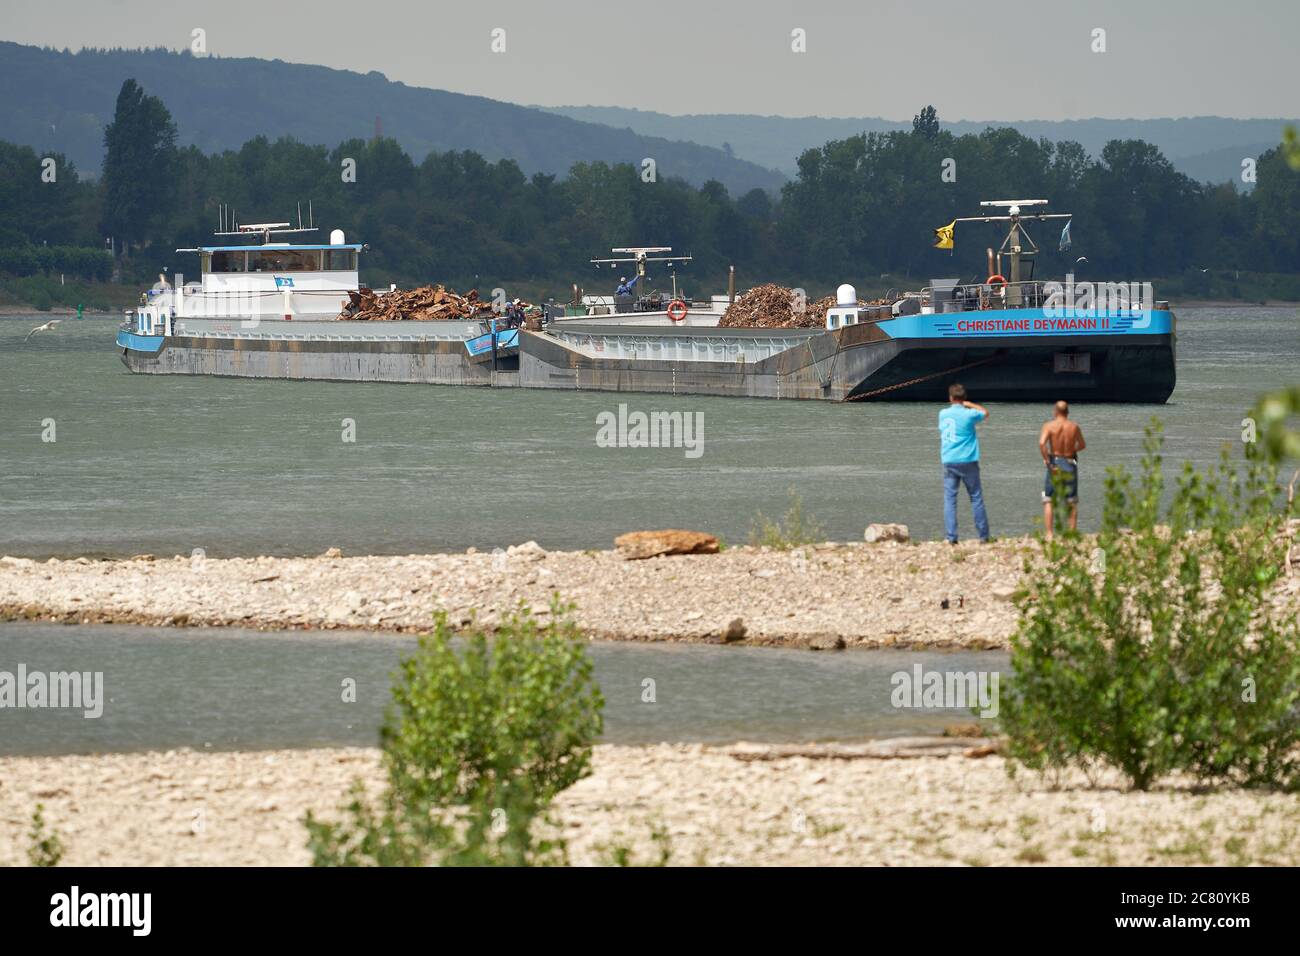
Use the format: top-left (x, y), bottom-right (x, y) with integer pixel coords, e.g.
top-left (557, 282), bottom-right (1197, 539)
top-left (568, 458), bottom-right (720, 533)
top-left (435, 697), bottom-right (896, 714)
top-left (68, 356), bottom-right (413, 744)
top-left (589, 246), bottom-right (692, 287)
top-left (952, 200), bottom-right (1071, 305)
top-left (211, 201), bottom-right (321, 244)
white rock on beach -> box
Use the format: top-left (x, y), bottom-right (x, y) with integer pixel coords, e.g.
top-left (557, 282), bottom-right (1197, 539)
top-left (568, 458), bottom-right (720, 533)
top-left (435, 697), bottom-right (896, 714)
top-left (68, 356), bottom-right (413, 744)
top-left (507, 540), bottom-right (547, 561)
top-left (865, 523), bottom-right (910, 544)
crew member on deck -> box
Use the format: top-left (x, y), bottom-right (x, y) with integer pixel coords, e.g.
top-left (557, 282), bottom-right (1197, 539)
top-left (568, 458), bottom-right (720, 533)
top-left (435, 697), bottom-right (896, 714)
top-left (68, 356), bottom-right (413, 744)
top-left (614, 274), bottom-right (639, 315)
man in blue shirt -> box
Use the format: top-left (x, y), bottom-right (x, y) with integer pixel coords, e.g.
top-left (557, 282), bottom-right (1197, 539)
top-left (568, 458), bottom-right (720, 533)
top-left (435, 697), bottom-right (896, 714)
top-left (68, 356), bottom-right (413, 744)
top-left (615, 275), bottom-right (639, 297)
top-left (938, 383), bottom-right (991, 543)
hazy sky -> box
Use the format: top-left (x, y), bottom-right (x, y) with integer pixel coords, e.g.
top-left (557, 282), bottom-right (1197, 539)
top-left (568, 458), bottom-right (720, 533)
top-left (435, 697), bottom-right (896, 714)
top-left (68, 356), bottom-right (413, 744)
top-left (5, 0), bottom-right (1297, 120)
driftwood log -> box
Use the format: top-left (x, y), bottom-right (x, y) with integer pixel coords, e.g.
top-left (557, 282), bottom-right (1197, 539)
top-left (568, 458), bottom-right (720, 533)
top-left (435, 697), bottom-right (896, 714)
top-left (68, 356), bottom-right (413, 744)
top-left (725, 737), bottom-right (1002, 761)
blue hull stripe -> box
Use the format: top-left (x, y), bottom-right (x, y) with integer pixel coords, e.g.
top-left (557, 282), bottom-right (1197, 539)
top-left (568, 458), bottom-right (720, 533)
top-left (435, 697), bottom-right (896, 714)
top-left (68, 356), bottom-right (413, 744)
top-left (465, 328), bottom-right (519, 356)
top-left (117, 329), bottom-right (165, 353)
top-left (881, 308), bottom-right (1173, 339)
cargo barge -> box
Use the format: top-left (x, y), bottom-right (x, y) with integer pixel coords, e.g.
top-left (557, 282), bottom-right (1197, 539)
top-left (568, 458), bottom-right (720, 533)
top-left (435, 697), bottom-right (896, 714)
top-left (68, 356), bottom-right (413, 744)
top-left (118, 201), bottom-right (1175, 402)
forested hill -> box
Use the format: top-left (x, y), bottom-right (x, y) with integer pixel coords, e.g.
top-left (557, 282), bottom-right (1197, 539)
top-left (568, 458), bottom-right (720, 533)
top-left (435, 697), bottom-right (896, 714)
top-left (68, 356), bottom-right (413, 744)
top-left (543, 105), bottom-right (1292, 185)
top-left (0, 42), bottom-right (786, 194)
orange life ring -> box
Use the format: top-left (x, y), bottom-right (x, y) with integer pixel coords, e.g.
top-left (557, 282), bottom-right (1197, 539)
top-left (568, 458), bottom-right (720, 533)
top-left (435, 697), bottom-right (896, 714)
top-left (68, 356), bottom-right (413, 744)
top-left (986, 274), bottom-right (1007, 288)
top-left (666, 299), bottom-right (688, 322)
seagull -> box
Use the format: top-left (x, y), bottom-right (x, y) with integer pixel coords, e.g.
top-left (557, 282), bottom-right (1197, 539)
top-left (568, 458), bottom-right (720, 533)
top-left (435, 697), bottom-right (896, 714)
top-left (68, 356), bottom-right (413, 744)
top-left (1075, 256), bottom-right (1088, 264)
top-left (24, 319), bottom-right (62, 342)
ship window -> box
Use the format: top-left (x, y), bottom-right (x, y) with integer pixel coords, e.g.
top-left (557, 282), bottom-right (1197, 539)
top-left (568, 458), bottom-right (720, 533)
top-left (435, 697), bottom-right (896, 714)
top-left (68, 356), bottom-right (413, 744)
top-left (248, 249), bottom-right (322, 272)
top-left (210, 251), bottom-right (247, 273)
top-left (324, 249), bottom-right (357, 271)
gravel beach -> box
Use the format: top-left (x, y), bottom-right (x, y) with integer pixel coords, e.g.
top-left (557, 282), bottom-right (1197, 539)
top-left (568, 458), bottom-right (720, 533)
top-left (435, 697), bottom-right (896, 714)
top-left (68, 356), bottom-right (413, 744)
top-left (1, 538), bottom-right (1029, 649)
top-left (5, 536), bottom-right (1299, 868)
top-left (3, 744), bottom-right (1298, 867)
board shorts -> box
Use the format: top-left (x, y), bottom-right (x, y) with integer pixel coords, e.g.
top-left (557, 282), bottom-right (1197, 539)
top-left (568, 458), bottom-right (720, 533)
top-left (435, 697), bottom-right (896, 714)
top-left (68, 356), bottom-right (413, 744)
top-left (1042, 457), bottom-right (1078, 503)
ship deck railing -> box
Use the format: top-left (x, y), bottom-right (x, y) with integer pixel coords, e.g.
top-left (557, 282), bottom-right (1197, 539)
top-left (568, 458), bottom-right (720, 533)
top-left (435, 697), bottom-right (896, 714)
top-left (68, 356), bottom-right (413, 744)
top-left (915, 280), bottom-right (1167, 315)
top-left (174, 326), bottom-right (484, 343)
top-left (914, 280), bottom-right (1055, 313)
top-left (546, 323), bottom-right (821, 363)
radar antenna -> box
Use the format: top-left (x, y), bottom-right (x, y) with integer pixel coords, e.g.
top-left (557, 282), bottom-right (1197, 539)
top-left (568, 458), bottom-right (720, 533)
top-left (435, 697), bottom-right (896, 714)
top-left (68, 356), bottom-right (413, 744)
top-left (950, 200), bottom-right (1072, 304)
top-left (590, 246), bottom-right (693, 299)
top-left (212, 202), bottom-right (320, 244)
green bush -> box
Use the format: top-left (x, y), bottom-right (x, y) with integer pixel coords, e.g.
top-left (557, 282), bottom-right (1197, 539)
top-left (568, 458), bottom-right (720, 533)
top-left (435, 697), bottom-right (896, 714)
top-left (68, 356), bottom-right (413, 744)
top-left (0, 244), bottom-right (112, 281)
top-left (596, 821), bottom-right (673, 867)
top-left (1250, 387), bottom-right (1300, 463)
top-left (749, 488), bottom-right (824, 550)
top-left (28, 804), bottom-right (65, 867)
top-left (305, 599), bottom-right (604, 866)
top-left (999, 421), bottom-right (1300, 791)
top-left (0, 275), bottom-right (135, 312)
top-left (26, 282), bottom-right (54, 311)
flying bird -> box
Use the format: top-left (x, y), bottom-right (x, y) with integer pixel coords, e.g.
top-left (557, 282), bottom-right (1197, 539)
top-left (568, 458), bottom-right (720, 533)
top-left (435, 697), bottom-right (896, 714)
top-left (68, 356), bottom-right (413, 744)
top-left (24, 319), bottom-right (62, 342)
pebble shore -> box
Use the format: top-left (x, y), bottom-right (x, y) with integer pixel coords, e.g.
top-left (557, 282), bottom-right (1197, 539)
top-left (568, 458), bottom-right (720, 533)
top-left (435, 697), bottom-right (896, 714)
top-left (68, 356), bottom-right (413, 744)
top-left (0, 538), bottom-right (1030, 649)
top-left (6, 538), bottom-right (1300, 867)
top-left (3, 744), bottom-right (1298, 867)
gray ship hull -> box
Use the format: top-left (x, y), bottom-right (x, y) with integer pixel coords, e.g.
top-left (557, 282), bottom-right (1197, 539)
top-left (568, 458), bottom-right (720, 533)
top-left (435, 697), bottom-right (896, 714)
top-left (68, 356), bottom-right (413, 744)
top-left (118, 311), bottom-right (1177, 403)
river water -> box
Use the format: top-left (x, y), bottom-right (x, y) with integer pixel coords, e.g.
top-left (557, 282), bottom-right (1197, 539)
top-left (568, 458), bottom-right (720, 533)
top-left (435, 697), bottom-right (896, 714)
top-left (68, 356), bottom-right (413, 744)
top-left (0, 623), bottom-right (1007, 755)
top-left (0, 308), bottom-right (1297, 557)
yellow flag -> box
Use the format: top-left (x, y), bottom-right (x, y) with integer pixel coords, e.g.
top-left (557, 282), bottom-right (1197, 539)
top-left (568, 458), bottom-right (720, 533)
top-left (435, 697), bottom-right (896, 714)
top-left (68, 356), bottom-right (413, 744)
top-left (933, 220), bottom-right (956, 250)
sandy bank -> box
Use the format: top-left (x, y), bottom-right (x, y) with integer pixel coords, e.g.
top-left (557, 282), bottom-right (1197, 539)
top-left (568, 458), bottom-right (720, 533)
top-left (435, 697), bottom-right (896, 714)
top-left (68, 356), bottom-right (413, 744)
top-left (0, 539), bottom-right (1030, 650)
top-left (2, 743), bottom-right (1297, 866)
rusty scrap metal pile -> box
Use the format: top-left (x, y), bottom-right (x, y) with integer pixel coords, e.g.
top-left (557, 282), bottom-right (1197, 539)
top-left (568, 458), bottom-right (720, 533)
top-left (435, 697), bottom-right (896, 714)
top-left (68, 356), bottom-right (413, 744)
top-left (718, 283), bottom-right (884, 329)
top-left (338, 285), bottom-right (500, 321)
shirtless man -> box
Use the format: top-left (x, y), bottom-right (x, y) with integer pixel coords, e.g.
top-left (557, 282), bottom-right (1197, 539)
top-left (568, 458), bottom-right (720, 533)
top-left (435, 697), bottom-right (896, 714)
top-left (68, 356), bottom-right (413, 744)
top-left (1038, 400), bottom-right (1086, 539)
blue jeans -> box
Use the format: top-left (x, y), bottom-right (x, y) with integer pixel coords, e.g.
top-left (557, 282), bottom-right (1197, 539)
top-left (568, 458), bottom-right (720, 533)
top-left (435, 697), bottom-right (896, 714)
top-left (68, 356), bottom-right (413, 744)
top-left (943, 461), bottom-right (990, 542)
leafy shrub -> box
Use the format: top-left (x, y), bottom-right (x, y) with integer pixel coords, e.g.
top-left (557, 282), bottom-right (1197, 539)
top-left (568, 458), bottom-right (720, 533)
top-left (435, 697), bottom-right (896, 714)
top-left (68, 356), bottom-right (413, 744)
top-left (28, 804), bottom-right (65, 867)
top-left (1250, 387), bottom-right (1300, 464)
top-left (596, 821), bottom-right (673, 867)
top-left (306, 599), bottom-right (603, 866)
top-left (0, 246), bottom-right (38, 276)
top-left (999, 421), bottom-right (1300, 790)
top-left (0, 244), bottom-right (112, 281)
top-left (749, 488), bottom-right (824, 550)
top-left (1, 275), bottom-right (133, 311)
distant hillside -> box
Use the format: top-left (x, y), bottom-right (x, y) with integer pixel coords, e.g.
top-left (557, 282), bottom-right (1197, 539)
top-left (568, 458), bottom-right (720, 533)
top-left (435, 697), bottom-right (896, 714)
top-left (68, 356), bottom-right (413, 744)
top-left (1174, 143), bottom-right (1280, 185)
top-left (0, 42), bottom-right (786, 194)
top-left (542, 106), bottom-right (1296, 185)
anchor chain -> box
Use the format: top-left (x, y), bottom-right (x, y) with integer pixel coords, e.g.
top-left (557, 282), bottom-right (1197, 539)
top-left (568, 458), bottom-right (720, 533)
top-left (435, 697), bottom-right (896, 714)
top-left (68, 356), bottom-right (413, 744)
top-left (842, 353), bottom-right (1003, 402)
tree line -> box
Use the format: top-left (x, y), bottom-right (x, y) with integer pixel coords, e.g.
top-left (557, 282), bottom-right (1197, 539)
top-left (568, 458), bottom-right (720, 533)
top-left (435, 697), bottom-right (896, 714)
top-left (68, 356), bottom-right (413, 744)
top-left (2, 81), bottom-right (1298, 299)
